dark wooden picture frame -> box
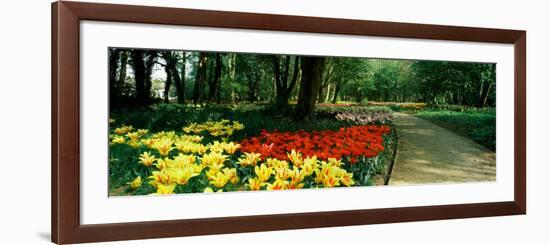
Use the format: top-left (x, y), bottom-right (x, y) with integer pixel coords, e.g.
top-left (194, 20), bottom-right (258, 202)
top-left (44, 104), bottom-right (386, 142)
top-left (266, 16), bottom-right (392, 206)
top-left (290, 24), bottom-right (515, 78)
top-left (51, 1), bottom-right (526, 244)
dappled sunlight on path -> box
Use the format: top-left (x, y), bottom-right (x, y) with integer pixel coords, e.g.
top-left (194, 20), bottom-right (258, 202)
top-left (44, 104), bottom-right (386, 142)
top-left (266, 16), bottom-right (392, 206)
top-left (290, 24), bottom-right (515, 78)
top-left (389, 113), bottom-right (496, 185)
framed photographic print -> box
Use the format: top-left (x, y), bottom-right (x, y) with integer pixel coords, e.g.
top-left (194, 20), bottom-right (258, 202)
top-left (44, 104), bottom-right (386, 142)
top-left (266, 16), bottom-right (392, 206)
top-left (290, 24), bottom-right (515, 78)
top-left (51, 1), bottom-right (526, 244)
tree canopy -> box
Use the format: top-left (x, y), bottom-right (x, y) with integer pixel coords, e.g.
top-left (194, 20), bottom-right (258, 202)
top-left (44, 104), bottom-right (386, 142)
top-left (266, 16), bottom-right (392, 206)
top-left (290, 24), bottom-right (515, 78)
top-left (109, 48), bottom-right (496, 119)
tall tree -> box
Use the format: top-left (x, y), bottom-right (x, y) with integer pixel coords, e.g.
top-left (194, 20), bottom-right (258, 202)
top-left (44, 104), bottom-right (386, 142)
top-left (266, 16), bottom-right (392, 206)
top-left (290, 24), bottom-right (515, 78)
top-left (330, 58), bottom-right (366, 104)
top-left (130, 50), bottom-right (146, 104)
top-left (143, 51), bottom-right (157, 101)
top-left (193, 52), bottom-right (208, 104)
top-left (160, 51), bottom-right (185, 104)
top-left (318, 58), bottom-right (335, 103)
top-left (477, 64), bottom-right (496, 107)
top-left (163, 64), bottom-right (172, 103)
top-left (235, 54), bottom-right (269, 102)
top-left (272, 55), bottom-right (300, 107)
top-left (109, 49), bottom-right (120, 97)
top-left (130, 49), bottom-right (157, 105)
top-left (176, 51), bottom-right (186, 104)
top-left (296, 57), bottom-right (325, 120)
top-left (228, 53), bottom-right (237, 103)
top-left (117, 50), bottom-right (128, 92)
top-left (208, 53), bottom-right (223, 102)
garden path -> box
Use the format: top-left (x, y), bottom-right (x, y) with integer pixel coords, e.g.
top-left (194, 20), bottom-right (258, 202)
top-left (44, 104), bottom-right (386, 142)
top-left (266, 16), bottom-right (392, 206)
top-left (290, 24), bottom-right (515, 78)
top-left (388, 113), bottom-right (496, 185)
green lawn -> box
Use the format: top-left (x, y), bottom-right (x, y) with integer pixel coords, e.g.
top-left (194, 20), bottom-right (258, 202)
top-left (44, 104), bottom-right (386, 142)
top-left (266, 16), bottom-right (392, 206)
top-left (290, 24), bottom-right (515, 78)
top-left (415, 108), bottom-right (496, 151)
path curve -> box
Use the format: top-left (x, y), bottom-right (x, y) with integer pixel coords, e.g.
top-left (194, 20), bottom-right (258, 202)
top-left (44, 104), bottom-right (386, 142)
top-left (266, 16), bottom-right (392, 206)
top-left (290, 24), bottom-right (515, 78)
top-left (388, 113), bottom-right (496, 185)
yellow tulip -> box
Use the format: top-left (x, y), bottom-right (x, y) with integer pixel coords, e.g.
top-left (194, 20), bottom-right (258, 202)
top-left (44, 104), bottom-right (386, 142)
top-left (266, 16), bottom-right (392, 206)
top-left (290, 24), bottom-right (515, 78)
top-left (140, 138), bottom-right (157, 148)
top-left (338, 170), bottom-right (355, 187)
top-left (209, 172), bottom-right (229, 188)
top-left (126, 132), bottom-right (140, 142)
top-left (247, 177), bottom-right (264, 191)
top-left (206, 165), bottom-right (222, 180)
top-left (179, 134), bottom-right (203, 143)
top-left (314, 164), bottom-right (341, 188)
top-left (111, 136), bottom-right (125, 144)
top-left (128, 176), bottom-right (142, 189)
top-left (322, 175), bottom-right (339, 188)
top-left (327, 157), bottom-right (343, 167)
top-left (200, 152), bottom-right (227, 168)
top-left (287, 181), bottom-right (304, 189)
top-left (266, 158), bottom-right (288, 169)
top-left (222, 168), bottom-right (239, 184)
top-left (302, 156), bottom-right (317, 169)
top-left (209, 141), bottom-right (225, 153)
top-left (223, 142), bottom-right (241, 154)
top-left (266, 179), bottom-right (289, 191)
top-left (169, 153), bottom-right (197, 169)
top-left (238, 152), bottom-right (262, 167)
top-left (114, 125), bottom-right (133, 135)
top-left (175, 141), bottom-right (207, 154)
top-left (182, 123), bottom-right (197, 134)
top-left (288, 168), bottom-right (304, 184)
top-left (152, 139), bottom-right (174, 156)
top-left (255, 164), bottom-right (273, 182)
top-left (155, 183), bottom-right (176, 194)
top-left (274, 167), bottom-right (291, 180)
top-left (166, 167), bottom-right (200, 185)
top-left (232, 121), bottom-right (245, 130)
top-left (300, 159), bottom-right (318, 177)
top-left (154, 158), bottom-right (169, 170)
top-left (127, 141), bottom-right (141, 148)
top-left (287, 149), bottom-right (303, 167)
top-left (138, 151), bottom-right (156, 167)
top-left (137, 129), bottom-right (149, 136)
top-left (148, 170), bottom-right (172, 186)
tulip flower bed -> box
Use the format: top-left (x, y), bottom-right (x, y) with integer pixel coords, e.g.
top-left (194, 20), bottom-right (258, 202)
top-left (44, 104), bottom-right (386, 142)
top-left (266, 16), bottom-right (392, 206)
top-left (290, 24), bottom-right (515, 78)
top-left (317, 106), bottom-right (393, 125)
top-left (239, 125), bottom-right (390, 162)
top-left (109, 106), bottom-right (396, 196)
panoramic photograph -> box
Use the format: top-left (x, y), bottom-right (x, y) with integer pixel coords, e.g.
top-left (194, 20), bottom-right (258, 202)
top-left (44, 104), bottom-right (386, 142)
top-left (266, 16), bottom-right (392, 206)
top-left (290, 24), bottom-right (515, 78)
top-left (108, 48), bottom-right (496, 196)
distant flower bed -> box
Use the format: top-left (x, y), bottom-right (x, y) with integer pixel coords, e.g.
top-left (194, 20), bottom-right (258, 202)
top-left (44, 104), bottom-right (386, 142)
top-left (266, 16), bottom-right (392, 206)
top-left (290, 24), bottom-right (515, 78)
top-left (317, 106), bottom-right (393, 125)
top-left (317, 103), bottom-right (358, 107)
top-left (335, 111), bottom-right (393, 125)
top-left (368, 101), bottom-right (427, 111)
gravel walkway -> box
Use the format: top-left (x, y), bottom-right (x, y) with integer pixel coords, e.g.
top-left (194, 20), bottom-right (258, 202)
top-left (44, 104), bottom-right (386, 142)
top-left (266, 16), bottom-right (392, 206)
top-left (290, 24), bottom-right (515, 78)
top-left (388, 113), bottom-right (496, 185)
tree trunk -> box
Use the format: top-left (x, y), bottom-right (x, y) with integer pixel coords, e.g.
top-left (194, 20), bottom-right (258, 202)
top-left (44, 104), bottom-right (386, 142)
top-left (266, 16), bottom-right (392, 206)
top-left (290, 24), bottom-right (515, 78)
top-left (163, 65), bottom-right (172, 103)
top-left (208, 54), bottom-right (223, 101)
top-left (478, 81), bottom-right (493, 107)
top-left (109, 49), bottom-right (120, 98)
top-left (273, 55), bottom-right (300, 108)
top-left (176, 51), bottom-right (186, 104)
top-left (324, 83), bottom-right (332, 103)
top-left (130, 50), bottom-right (147, 105)
top-left (228, 54), bottom-right (236, 104)
top-left (331, 83), bottom-right (342, 104)
top-left (193, 52), bottom-right (208, 104)
top-left (247, 75), bottom-right (256, 102)
top-left (117, 50), bottom-right (128, 92)
top-left (143, 51), bottom-right (157, 103)
top-left (317, 86), bottom-right (324, 103)
top-left (163, 51), bottom-right (184, 104)
top-left (296, 57), bottom-right (325, 121)
top-left (318, 59), bottom-right (334, 103)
